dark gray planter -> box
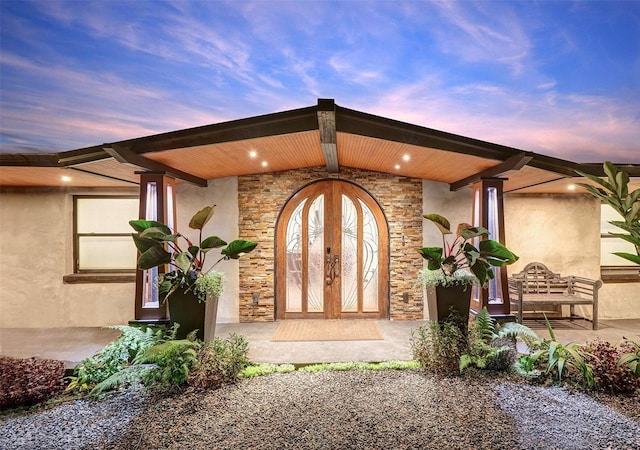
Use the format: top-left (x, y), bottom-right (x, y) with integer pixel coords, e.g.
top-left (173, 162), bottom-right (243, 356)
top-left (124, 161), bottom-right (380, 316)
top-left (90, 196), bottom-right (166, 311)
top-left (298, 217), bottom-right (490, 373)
top-left (168, 289), bottom-right (206, 340)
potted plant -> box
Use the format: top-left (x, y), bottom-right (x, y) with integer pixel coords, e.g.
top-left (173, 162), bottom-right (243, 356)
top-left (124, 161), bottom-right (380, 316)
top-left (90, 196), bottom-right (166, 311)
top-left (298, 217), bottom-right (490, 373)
top-left (418, 213), bottom-right (519, 326)
top-left (130, 205), bottom-right (257, 340)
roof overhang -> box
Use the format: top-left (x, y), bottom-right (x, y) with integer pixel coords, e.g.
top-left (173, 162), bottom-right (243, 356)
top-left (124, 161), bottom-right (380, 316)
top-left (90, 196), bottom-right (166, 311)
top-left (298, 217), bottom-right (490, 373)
top-left (1, 99), bottom-right (639, 193)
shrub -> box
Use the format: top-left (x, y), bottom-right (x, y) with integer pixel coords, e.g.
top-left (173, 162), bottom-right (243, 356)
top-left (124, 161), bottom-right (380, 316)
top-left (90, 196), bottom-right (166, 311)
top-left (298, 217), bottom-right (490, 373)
top-left (584, 339), bottom-right (640, 395)
top-left (0, 357), bottom-right (65, 410)
top-left (410, 318), bottom-right (467, 375)
top-left (189, 334), bottom-right (250, 389)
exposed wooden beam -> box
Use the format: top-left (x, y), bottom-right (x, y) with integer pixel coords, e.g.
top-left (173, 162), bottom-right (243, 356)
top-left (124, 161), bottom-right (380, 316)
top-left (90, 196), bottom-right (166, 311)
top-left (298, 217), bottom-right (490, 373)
top-left (66, 167), bottom-right (139, 186)
top-left (317, 98), bottom-right (339, 173)
top-left (450, 153), bottom-right (534, 191)
top-left (336, 106), bottom-right (524, 162)
top-left (103, 144), bottom-right (207, 187)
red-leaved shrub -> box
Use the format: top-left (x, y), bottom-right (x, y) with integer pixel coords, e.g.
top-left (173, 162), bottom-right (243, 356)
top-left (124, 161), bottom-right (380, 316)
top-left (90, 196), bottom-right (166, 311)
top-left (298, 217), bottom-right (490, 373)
top-left (0, 357), bottom-right (66, 410)
top-left (584, 339), bottom-right (640, 395)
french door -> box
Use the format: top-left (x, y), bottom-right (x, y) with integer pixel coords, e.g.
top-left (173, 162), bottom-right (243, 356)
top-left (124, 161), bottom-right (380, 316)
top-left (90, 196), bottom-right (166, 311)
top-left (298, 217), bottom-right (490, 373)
top-left (276, 180), bottom-right (389, 319)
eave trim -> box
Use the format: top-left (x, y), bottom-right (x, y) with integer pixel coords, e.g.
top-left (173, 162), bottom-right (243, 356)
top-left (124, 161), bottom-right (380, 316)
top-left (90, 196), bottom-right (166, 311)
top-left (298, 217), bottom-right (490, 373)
top-left (450, 152), bottom-right (534, 191)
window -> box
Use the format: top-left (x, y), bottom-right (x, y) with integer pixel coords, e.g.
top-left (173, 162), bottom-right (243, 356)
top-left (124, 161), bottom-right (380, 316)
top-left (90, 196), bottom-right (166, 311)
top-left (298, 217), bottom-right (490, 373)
top-left (600, 204), bottom-right (640, 283)
top-left (74, 196), bottom-right (139, 272)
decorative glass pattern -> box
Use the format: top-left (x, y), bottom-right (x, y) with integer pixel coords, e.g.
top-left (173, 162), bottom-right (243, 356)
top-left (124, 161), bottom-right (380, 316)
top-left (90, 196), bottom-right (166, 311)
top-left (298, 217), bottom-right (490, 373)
top-left (360, 199), bottom-right (379, 311)
top-left (307, 195), bottom-right (325, 312)
top-left (285, 199), bottom-right (307, 312)
top-left (341, 195), bottom-right (358, 311)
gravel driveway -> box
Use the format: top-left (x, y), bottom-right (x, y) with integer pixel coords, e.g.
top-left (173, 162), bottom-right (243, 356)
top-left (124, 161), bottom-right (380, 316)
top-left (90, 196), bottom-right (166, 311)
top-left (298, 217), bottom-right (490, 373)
top-left (2, 370), bottom-right (639, 449)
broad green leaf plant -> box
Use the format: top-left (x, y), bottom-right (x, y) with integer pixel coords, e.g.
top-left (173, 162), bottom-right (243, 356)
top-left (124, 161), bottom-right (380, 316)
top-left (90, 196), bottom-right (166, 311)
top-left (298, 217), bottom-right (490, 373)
top-left (419, 213), bottom-right (519, 286)
top-left (130, 205), bottom-right (257, 303)
top-left (576, 161), bottom-right (640, 265)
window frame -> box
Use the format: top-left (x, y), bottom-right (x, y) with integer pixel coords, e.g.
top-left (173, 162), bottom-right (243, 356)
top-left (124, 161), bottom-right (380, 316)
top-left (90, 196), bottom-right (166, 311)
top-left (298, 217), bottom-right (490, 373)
top-left (72, 194), bottom-right (138, 274)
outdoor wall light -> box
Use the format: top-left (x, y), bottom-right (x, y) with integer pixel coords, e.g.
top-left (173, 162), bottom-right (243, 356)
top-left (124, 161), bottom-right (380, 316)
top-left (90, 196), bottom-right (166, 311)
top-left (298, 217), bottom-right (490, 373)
top-left (252, 292), bottom-right (260, 304)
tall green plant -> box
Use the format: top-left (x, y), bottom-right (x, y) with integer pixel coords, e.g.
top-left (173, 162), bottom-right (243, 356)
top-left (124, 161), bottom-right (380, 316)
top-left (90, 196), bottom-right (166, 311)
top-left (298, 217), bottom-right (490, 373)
top-left (130, 205), bottom-right (257, 302)
top-left (576, 161), bottom-right (640, 265)
top-left (419, 214), bottom-right (519, 286)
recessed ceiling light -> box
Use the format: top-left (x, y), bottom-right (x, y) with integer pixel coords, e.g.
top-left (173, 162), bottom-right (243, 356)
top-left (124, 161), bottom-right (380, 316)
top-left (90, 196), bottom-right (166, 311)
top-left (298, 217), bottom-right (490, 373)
top-left (402, 154), bottom-right (410, 162)
top-left (567, 184), bottom-right (576, 191)
top-left (249, 150), bottom-right (257, 158)
top-left (261, 161), bottom-right (268, 167)
top-left (61, 175), bottom-right (72, 182)
top-left (394, 164), bottom-right (400, 170)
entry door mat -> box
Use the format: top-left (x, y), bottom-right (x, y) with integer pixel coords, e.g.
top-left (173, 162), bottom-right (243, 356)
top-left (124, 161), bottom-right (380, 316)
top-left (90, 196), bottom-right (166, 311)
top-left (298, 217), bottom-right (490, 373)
top-left (271, 320), bottom-right (383, 342)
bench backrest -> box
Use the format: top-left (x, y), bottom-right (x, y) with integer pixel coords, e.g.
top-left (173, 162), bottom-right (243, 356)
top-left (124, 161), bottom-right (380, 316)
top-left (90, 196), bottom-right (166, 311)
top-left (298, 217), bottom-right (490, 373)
top-left (510, 262), bottom-right (568, 294)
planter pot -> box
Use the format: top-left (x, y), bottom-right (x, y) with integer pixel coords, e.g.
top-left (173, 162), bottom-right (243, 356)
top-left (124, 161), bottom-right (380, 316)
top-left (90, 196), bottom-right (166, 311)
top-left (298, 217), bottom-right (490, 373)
top-left (426, 284), bottom-right (473, 328)
top-left (204, 294), bottom-right (220, 342)
top-left (168, 289), bottom-right (206, 340)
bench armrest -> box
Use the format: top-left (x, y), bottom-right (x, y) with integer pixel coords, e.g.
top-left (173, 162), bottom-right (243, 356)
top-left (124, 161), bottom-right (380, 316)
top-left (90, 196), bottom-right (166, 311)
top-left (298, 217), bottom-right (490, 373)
top-left (569, 276), bottom-right (603, 289)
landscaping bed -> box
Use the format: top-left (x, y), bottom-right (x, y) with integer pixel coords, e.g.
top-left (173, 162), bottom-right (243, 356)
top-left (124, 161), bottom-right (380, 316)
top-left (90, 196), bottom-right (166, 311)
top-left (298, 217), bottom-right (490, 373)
top-left (1, 369), bottom-right (639, 449)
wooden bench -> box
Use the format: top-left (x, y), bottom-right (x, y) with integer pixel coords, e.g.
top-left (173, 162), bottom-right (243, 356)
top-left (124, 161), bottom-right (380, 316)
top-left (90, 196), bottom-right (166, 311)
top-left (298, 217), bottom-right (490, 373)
top-left (508, 262), bottom-right (602, 330)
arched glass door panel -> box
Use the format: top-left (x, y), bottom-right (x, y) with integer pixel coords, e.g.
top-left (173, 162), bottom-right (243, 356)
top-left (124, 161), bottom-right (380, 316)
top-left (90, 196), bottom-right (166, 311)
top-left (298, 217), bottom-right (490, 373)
top-left (276, 180), bottom-right (388, 319)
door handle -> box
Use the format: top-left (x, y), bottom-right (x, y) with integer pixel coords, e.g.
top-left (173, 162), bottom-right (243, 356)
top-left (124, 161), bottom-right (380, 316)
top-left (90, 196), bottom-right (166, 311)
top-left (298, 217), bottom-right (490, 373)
top-left (334, 255), bottom-right (340, 277)
top-left (326, 246), bottom-right (332, 284)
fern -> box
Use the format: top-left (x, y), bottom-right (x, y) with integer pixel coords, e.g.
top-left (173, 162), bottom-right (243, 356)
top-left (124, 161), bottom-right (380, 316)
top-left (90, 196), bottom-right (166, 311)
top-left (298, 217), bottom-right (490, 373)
top-left (90, 365), bottom-right (154, 397)
top-left (460, 307), bottom-right (539, 373)
top-left (67, 324), bottom-right (173, 393)
top-left (137, 340), bottom-right (200, 388)
top-left (474, 307), bottom-right (497, 342)
top-left (497, 322), bottom-right (540, 342)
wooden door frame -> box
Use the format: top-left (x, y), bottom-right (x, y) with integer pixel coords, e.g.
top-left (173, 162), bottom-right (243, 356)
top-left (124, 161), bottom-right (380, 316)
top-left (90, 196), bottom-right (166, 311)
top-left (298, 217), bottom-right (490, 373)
top-left (275, 178), bottom-right (390, 319)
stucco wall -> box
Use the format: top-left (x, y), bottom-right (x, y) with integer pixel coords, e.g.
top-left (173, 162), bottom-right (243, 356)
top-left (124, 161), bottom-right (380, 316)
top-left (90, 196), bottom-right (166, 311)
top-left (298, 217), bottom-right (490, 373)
top-left (2, 180), bottom-right (636, 328)
top-left (504, 194), bottom-right (640, 320)
top-left (175, 177), bottom-right (240, 324)
top-left (0, 188), bottom-right (136, 328)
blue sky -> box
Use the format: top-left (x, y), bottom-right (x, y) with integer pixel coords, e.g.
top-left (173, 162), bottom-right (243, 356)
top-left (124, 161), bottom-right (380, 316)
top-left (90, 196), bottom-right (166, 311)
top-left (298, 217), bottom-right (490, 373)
top-left (1, 0), bottom-right (639, 163)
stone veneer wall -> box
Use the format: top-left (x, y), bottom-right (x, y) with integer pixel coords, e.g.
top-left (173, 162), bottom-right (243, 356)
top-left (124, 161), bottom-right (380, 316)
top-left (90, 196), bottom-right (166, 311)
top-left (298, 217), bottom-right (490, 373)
top-left (237, 166), bottom-right (423, 322)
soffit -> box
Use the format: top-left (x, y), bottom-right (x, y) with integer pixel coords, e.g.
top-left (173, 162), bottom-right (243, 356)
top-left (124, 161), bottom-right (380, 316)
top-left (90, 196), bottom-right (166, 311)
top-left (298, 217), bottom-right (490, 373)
top-left (509, 174), bottom-right (640, 194)
top-left (0, 164), bottom-right (138, 188)
top-left (143, 130), bottom-right (325, 179)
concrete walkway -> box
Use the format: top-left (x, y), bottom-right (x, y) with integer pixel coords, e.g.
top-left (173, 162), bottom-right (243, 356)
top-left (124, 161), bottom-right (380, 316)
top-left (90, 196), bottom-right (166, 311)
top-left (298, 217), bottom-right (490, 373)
top-left (1, 318), bottom-right (639, 369)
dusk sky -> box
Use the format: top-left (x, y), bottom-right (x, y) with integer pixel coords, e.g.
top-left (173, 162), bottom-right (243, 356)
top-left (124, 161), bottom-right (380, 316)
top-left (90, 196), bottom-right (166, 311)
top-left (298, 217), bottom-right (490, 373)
top-left (1, 0), bottom-right (639, 163)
